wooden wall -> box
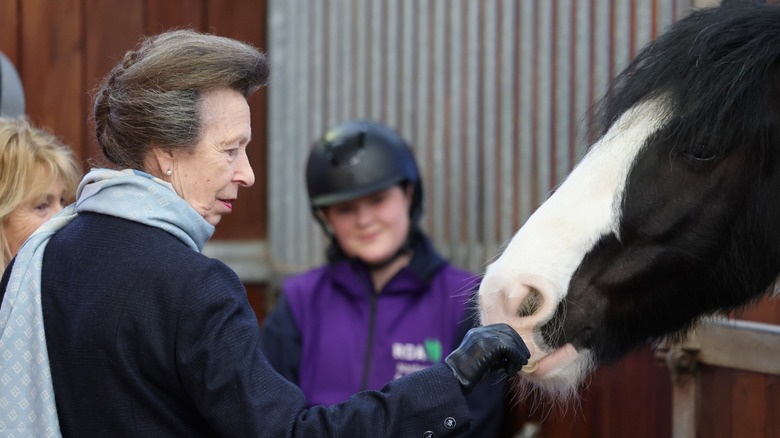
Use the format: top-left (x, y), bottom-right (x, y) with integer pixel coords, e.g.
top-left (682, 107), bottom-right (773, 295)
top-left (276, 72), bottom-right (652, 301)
top-left (506, 347), bottom-right (672, 437)
top-left (0, 0), bottom-right (269, 318)
top-left (698, 365), bottom-right (780, 437)
top-left (0, 0), bottom-right (268, 241)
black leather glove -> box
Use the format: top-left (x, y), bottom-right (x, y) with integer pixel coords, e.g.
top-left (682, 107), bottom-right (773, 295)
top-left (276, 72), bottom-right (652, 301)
top-left (444, 323), bottom-right (530, 394)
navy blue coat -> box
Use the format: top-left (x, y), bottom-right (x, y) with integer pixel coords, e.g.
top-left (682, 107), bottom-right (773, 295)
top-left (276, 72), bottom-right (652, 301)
top-left (1, 212), bottom-right (471, 437)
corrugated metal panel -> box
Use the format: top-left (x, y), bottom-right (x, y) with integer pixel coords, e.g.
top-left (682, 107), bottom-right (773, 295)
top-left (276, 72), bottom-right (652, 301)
top-left (268, 0), bottom-right (694, 276)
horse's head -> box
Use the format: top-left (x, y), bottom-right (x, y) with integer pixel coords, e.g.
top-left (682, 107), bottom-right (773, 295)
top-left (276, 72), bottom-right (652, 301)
top-left (479, 2), bottom-right (780, 398)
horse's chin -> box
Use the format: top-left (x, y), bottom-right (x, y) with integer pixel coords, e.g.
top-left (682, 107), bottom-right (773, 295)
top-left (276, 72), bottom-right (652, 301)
top-left (516, 343), bottom-right (595, 401)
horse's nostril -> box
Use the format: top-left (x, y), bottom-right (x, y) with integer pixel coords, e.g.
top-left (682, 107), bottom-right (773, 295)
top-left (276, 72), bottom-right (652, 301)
top-left (517, 288), bottom-right (543, 318)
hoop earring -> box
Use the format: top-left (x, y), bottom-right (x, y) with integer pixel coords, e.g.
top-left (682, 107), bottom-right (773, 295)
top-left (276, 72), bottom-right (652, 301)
top-left (165, 169), bottom-right (173, 176)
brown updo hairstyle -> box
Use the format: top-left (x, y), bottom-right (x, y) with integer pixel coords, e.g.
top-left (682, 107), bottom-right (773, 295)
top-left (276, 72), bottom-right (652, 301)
top-left (92, 29), bottom-right (270, 170)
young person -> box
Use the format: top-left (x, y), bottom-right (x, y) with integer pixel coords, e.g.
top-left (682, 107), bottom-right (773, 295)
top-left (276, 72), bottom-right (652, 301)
top-left (261, 120), bottom-right (510, 437)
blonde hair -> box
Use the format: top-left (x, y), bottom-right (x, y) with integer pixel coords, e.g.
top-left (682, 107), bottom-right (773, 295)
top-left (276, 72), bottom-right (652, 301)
top-left (0, 117), bottom-right (82, 269)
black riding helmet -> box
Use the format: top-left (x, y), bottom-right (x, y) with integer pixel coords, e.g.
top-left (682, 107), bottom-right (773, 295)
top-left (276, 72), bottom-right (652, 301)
top-left (306, 120), bottom-right (423, 225)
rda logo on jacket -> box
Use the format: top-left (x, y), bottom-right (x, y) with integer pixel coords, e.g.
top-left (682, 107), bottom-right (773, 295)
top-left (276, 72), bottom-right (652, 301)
top-left (392, 339), bottom-right (443, 378)
top-left (391, 339), bottom-right (442, 362)
top-left (424, 339), bottom-right (442, 362)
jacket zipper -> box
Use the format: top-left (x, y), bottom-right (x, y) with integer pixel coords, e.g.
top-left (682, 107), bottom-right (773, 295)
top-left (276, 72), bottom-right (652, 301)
top-left (360, 288), bottom-right (379, 391)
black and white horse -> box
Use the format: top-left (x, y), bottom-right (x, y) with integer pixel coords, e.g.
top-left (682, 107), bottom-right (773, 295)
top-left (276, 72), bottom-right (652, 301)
top-left (478, 2), bottom-right (780, 398)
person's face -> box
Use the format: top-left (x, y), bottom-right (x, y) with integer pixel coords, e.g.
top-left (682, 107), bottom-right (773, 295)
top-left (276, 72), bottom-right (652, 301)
top-left (3, 176), bottom-right (66, 255)
top-left (169, 88), bottom-right (255, 226)
top-left (322, 185), bottom-right (412, 264)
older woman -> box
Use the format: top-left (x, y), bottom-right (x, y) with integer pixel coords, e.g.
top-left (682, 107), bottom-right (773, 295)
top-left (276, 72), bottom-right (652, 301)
top-left (0, 117), bottom-right (81, 270)
top-left (0, 30), bottom-right (528, 437)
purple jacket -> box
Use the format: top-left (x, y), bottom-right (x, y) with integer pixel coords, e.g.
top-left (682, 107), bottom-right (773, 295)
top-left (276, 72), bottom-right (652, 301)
top-left (261, 234), bottom-right (508, 437)
top-left (287, 258), bottom-right (475, 404)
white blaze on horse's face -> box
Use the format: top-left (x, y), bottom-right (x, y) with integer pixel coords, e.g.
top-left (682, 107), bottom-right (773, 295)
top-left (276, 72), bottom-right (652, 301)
top-left (478, 96), bottom-right (671, 397)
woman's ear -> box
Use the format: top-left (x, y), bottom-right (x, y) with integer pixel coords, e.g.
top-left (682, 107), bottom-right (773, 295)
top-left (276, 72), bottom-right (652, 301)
top-left (317, 208), bottom-right (336, 234)
top-left (144, 148), bottom-right (175, 178)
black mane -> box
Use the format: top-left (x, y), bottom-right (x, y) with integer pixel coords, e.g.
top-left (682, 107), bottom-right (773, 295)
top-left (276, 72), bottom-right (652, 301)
top-left (552, 2), bottom-right (780, 362)
top-left (594, 2), bottom-right (780, 161)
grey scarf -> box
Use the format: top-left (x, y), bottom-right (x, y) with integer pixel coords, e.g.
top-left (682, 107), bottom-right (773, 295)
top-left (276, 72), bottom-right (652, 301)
top-left (0, 168), bottom-right (213, 437)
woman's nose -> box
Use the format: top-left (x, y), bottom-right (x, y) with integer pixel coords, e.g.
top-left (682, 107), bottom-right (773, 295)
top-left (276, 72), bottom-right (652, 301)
top-left (235, 150), bottom-right (256, 187)
top-left (355, 203), bottom-right (374, 225)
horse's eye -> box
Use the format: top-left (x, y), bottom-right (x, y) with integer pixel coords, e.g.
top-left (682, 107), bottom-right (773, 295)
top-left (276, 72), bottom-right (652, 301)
top-left (682, 152), bottom-right (717, 162)
top-left (678, 142), bottom-right (720, 168)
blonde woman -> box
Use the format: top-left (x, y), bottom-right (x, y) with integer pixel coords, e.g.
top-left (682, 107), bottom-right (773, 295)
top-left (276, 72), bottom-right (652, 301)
top-left (0, 117), bottom-right (81, 270)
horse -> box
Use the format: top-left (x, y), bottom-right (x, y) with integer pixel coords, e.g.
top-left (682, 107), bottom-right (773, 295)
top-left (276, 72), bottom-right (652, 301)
top-left (478, 1), bottom-right (780, 399)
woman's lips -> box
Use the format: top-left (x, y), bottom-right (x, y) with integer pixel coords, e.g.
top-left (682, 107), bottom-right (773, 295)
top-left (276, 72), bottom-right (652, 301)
top-left (358, 231), bottom-right (379, 243)
top-left (220, 199), bottom-right (233, 211)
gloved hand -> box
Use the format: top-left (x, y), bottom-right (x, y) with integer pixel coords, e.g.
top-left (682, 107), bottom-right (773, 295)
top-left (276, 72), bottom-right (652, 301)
top-left (444, 323), bottom-right (530, 394)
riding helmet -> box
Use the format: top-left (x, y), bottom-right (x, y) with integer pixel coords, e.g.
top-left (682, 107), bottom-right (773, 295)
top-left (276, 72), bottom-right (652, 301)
top-left (305, 120), bottom-right (423, 223)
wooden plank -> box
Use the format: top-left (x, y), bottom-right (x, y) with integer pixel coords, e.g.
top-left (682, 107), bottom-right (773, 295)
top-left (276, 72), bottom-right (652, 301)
top-left (0, 0), bottom-right (19, 62)
top-left (731, 372), bottom-right (765, 438)
top-left (600, 349), bottom-right (672, 436)
top-left (687, 319), bottom-right (780, 375)
top-left (508, 347), bottom-right (671, 438)
top-left (146, 0), bottom-right (206, 34)
top-left (698, 367), bottom-right (733, 438)
top-left (21, 0), bottom-right (84, 159)
top-left (659, 318), bottom-right (780, 438)
top-left (245, 283), bottom-right (267, 325)
top-left (83, 0), bottom-right (144, 162)
top-left (206, 0), bottom-right (268, 240)
top-left (663, 347), bottom-right (700, 438)
top-left (767, 375), bottom-right (780, 438)
top-left (671, 371), bottom-right (698, 438)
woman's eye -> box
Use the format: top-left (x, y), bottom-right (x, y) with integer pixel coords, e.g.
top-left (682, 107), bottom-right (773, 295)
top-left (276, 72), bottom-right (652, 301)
top-left (35, 202), bottom-right (50, 212)
top-left (225, 147), bottom-right (240, 158)
top-left (333, 205), bottom-right (355, 215)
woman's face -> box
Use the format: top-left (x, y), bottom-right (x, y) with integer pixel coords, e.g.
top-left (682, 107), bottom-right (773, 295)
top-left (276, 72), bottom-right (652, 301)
top-left (168, 88), bottom-right (255, 226)
top-left (3, 175), bottom-right (66, 255)
top-left (322, 185), bottom-right (412, 264)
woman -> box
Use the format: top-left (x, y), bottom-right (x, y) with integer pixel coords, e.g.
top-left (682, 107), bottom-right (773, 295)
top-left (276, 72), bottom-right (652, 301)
top-left (0, 30), bottom-right (528, 437)
top-left (261, 120), bottom-right (509, 437)
top-left (0, 117), bottom-right (81, 270)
